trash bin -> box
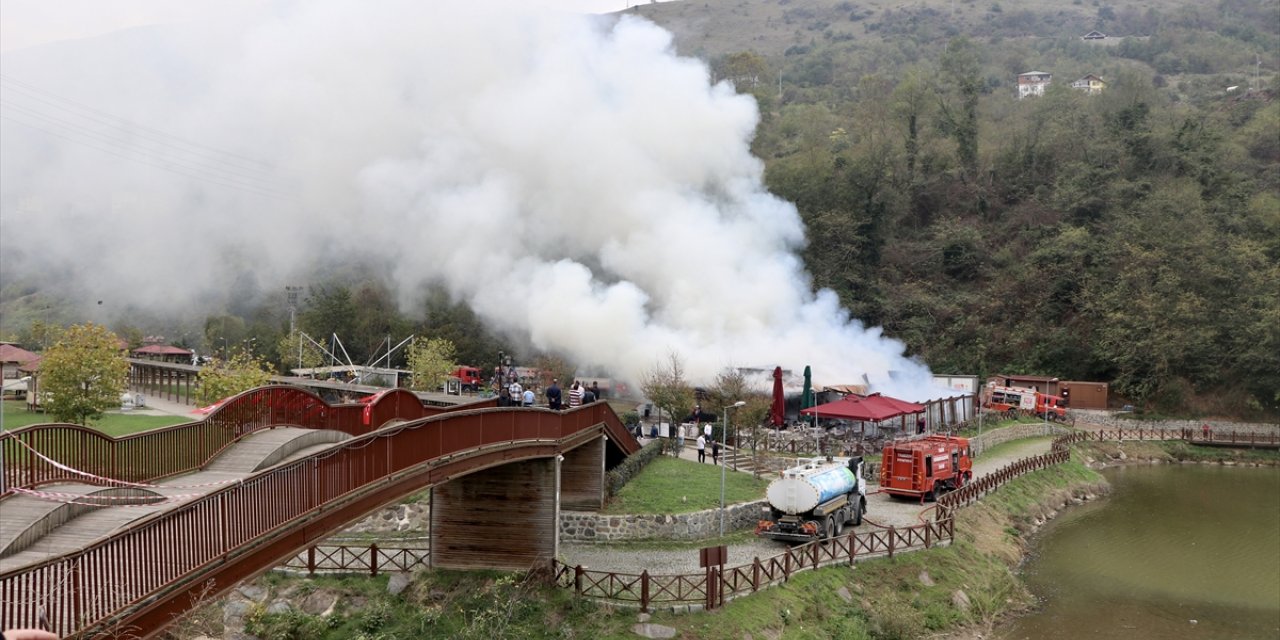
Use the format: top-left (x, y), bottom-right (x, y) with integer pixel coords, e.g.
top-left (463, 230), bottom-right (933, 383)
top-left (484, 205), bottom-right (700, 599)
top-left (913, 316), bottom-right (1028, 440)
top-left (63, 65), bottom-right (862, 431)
top-left (135, 394), bottom-right (146, 408)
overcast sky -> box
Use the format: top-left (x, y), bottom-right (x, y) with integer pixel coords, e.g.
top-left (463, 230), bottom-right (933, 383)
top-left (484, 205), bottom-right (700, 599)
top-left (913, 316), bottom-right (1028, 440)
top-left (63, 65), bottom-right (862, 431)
top-left (0, 0), bottom-right (640, 51)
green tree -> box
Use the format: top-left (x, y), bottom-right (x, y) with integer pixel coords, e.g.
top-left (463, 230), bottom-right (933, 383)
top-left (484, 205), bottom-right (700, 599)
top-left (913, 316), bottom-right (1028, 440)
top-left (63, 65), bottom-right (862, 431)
top-left (639, 353), bottom-right (695, 430)
top-left (531, 353), bottom-right (576, 392)
top-left (40, 323), bottom-right (129, 425)
top-left (407, 337), bottom-right (458, 392)
top-left (938, 37), bottom-right (981, 177)
top-left (274, 332), bottom-right (327, 374)
top-left (197, 349), bottom-right (274, 405)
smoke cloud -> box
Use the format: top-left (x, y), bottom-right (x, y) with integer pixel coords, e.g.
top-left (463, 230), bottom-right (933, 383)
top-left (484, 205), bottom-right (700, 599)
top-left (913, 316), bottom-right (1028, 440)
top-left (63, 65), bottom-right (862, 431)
top-left (0, 1), bottom-right (941, 397)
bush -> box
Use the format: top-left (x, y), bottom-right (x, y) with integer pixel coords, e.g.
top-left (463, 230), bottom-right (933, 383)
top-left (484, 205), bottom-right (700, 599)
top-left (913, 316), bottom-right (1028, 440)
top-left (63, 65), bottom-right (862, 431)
top-left (605, 438), bottom-right (665, 496)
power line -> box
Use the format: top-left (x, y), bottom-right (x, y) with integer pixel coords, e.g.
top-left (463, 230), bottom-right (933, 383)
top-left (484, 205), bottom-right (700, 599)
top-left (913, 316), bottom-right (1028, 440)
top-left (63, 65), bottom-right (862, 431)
top-left (0, 114), bottom-right (292, 200)
top-left (0, 98), bottom-right (286, 194)
top-left (0, 73), bottom-right (275, 172)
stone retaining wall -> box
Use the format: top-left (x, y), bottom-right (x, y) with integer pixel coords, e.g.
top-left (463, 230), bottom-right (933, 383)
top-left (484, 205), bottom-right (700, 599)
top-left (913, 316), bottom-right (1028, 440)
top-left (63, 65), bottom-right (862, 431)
top-left (969, 423), bottom-right (1069, 456)
top-left (560, 501), bottom-right (768, 542)
top-left (1069, 409), bottom-right (1280, 434)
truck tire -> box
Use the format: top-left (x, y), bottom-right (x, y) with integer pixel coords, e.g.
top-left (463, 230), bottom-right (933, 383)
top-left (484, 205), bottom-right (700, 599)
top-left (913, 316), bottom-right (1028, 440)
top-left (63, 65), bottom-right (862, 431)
top-left (823, 515), bottom-right (835, 540)
top-left (852, 498), bottom-right (864, 526)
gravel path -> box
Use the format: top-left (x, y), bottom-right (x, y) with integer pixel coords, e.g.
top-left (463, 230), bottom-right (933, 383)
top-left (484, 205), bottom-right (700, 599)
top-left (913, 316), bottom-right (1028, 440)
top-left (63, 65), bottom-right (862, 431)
top-left (561, 436), bottom-right (1056, 574)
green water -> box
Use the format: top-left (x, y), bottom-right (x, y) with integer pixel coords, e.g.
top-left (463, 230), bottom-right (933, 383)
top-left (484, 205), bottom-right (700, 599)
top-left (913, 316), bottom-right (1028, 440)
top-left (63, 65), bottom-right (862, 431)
top-left (999, 464), bottom-right (1280, 639)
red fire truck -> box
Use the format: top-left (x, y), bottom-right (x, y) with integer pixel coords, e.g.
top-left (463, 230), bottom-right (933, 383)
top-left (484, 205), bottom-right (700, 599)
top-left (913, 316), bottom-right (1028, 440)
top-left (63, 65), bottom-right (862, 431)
top-left (983, 385), bottom-right (1067, 420)
top-left (879, 435), bottom-right (973, 501)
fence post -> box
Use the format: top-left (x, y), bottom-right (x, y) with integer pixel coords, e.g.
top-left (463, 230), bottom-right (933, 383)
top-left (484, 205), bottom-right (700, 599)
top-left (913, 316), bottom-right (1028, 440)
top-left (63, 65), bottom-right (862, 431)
top-left (307, 546), bottom-right (316, 576)
top-left (574, 565), bottom-right (584, 596)
top-left (925, 523), bottom-right (932, 549)
top-left (370, 543), bottom-right (379, 577)
top-left (849, 532), bottom-right (857, 566)
top-left (888, 526), bottom-right (896, 558)
top-left (641, 570), bottom-right (650, 613)
top-left (784, 550), bottom-right (792, 581)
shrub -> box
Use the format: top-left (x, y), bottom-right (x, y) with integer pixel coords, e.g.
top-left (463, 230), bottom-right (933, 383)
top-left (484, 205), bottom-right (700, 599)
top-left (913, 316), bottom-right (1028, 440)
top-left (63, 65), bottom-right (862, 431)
top-left (605, 438), bottom-right (665, 496)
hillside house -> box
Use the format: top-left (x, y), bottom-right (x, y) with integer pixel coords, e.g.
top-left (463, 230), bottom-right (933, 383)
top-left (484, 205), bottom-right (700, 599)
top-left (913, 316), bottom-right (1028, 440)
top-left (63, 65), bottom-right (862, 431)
top-left (1017, 71), bottom-right (1051, 99)
top-left (1072, 74), bottom-right (1107, 94)
top-left (1, 342), bottom-right (39, 395)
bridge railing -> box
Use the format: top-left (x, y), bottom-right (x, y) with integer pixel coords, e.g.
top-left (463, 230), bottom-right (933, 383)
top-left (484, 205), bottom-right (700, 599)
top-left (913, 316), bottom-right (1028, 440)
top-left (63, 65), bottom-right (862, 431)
top-left (0, 386), bottom-right (505, 495)
top-left (0, 402), bottom-right (632, 636)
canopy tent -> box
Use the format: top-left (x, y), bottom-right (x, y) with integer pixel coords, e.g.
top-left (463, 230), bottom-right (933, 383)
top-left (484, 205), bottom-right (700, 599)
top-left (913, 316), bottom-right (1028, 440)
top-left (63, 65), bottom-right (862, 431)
top-left (799, 393), bottom-right (922, 421)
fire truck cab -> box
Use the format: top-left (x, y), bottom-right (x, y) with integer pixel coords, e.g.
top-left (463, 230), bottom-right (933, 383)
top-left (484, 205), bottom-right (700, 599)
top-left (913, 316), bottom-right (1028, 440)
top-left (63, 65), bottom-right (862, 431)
top-left (880, 435), bottom-right (973, 501)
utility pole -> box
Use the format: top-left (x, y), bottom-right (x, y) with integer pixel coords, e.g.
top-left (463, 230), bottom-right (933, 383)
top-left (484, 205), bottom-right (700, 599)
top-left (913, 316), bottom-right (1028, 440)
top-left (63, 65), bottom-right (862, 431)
top-left (286, 285), bottom-right (303, 336)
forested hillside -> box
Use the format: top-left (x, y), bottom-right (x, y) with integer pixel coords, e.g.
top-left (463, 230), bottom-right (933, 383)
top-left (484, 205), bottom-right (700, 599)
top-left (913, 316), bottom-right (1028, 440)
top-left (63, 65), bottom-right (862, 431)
top-left (634, 0), bottom-right (1279, 413)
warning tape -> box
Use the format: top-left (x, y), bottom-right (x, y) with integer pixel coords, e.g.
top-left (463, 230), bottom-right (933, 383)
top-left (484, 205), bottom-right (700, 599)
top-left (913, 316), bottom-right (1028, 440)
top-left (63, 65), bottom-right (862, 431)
top-left (12, 438), bottom-right (242, 490)
top-left (11, 486), bottom-right (202, 506)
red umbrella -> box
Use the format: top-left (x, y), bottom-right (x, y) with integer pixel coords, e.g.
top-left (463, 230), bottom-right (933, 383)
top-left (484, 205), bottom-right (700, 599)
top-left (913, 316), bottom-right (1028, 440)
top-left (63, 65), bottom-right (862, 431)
top-left (770, 366), bottom-right (785, 428)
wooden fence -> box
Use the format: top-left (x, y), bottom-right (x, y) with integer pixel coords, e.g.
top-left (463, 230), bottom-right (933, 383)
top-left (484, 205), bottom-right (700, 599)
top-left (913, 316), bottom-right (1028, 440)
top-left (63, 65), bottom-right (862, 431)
top-left (552, 518), bottom-right (955, 612)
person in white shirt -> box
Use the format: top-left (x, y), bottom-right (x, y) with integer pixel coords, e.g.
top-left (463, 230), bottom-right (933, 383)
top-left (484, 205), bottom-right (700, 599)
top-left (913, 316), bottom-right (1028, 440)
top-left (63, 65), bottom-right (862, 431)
top-left (568, 381), bottom-right (584, 407)
top-left (509, 381), bottom-right (523, 405)
top-left (696, 434), bottom-right (707, 463)
top-left (522, 388), bottom-right (534, 407)
top-left (704, 423), bottom-right (712, 439)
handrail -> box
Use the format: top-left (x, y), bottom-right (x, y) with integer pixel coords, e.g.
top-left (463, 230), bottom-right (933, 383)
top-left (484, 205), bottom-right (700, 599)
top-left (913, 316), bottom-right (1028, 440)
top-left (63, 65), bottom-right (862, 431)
top-left (0, 386), bottom-right (500, 494)
top-left (0, 397), bottom-right (634, 637)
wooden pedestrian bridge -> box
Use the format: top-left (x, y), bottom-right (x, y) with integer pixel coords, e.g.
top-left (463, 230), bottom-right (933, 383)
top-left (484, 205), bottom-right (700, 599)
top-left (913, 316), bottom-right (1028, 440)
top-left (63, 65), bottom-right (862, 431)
top-left (0, 386), bottom-right (639, 638)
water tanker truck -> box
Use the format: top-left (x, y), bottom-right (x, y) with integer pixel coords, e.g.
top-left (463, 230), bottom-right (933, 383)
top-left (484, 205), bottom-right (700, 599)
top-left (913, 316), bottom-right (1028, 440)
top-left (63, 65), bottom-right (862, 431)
top-left (756, 456), bottom-right (867, 542)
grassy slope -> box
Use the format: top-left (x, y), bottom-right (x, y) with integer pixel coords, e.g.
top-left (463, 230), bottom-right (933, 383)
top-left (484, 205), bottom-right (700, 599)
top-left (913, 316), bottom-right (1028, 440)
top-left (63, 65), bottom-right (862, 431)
top-left (601, 455), bottom-right (771, 514)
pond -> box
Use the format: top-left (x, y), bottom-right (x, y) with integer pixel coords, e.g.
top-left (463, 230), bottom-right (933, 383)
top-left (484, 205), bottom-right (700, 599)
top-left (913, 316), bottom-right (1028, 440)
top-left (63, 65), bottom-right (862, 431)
top-left (997, 463), bottom-right (1280, 639)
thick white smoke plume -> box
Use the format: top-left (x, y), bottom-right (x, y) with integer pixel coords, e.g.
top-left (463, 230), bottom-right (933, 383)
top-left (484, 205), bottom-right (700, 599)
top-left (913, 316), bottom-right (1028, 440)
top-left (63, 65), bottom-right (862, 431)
top-left (0, 1), bottom-right (940, 397)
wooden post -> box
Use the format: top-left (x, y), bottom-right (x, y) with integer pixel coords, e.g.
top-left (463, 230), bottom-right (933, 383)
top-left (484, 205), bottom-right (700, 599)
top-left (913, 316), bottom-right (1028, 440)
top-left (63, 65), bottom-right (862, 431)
top-left (574, 565), bottom-right (584, 596)
top-left (640, 570), bottom-right (650, 613)
top-left (307, 546), bottom-right (316, 575)
top-left (925, 523), bottom-right (932, 549)
top-left (849, 531), bottom-right (857, 566)
top-left (888, 526), bottom-right (896, 558)
top-left (752, 558), bottom-right (761, 591)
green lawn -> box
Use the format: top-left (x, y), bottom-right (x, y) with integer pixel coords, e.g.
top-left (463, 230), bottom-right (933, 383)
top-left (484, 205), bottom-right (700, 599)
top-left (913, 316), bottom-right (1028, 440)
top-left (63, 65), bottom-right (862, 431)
top-left (2, 398), bottom-right (189, 436)
top-left (602, 456), bottom-right (770, 515)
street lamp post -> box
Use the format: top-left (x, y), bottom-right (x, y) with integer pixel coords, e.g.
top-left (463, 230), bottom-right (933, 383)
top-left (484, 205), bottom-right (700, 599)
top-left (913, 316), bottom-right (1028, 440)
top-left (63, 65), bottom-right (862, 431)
top-left (720, 400), bottom-right (746, 537)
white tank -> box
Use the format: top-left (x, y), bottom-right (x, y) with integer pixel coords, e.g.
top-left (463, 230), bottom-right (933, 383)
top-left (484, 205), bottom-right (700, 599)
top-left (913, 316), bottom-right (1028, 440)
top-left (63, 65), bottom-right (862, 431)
top-left (766, 458), bottom-right (859, 515)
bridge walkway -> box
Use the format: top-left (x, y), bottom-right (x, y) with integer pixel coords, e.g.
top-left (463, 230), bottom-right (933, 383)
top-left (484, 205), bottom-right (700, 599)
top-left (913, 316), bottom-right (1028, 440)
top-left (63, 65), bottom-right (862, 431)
top-left (0, 427), bottom-right (352, 573)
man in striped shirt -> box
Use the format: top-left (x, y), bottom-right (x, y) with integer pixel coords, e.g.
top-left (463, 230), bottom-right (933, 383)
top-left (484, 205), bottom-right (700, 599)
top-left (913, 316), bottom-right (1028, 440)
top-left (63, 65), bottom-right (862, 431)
top-left (568, 381), bottom-right (584, 407)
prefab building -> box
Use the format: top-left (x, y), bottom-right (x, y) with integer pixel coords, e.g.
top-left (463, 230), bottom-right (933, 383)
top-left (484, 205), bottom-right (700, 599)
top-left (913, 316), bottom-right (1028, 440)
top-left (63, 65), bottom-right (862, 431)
top-left (1059, 381), bottom-right (1109, 410)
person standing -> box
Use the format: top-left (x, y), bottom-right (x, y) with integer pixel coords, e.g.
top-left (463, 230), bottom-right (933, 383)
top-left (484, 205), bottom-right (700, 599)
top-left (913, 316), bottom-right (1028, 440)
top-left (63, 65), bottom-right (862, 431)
top-left (696, 433), bottom-right (707, 463)
top-left (546, 379), bottom-right (562, 410)
top-left (522, 388), bottom-right (535, 407)
top-left (582, 386), bottom-right (596, 404)
top-left (591, 380), bottom-right (602, 400)
top-left (568, 381), bottom-right (584, 408)
top-left (703, 422), bottom-right (712, 441)
top-left (711, 438), bottom-right (720, 465)
top-left (509, 379), bottom-right (523, 407)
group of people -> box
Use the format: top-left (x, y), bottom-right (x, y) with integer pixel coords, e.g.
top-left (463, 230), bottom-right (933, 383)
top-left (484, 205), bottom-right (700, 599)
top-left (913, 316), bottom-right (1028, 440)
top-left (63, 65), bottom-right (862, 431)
top-left (496, 378), bottom-right (603, 410)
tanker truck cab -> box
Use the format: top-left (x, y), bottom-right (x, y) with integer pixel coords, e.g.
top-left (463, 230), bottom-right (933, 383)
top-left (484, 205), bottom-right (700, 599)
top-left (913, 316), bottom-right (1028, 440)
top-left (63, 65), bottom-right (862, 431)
top-left (756, 456), bottom-right (867, 543)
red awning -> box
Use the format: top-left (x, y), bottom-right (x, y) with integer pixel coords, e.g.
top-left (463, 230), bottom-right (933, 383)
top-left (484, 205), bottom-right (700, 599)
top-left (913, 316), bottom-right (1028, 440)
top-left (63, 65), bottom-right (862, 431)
top-left (799, 393), bottom-right (924, 422)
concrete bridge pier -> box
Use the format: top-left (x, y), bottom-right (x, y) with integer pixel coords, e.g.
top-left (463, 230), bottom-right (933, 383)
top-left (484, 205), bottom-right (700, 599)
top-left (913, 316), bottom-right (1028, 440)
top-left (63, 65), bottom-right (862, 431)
top-left (429, 457), bottom-right (561, 572)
